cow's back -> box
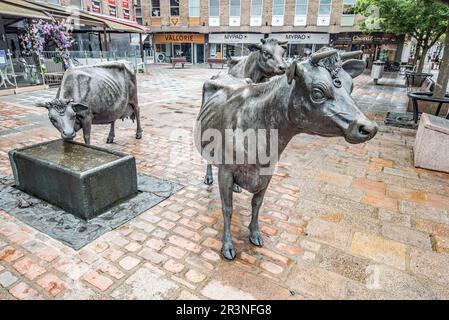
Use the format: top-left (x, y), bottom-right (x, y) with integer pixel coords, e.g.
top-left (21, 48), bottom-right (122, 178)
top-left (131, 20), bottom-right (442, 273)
top-left (59, 62), bottom-right (136, 122)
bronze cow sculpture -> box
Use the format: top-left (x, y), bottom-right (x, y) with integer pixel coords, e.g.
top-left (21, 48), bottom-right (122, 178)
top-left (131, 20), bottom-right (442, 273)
top-left (37, 61), bottom-right (142, 144)
top-left (195, 48), bottom-right (377, 260)
top-left (203, 38), bottom-right (288, 192)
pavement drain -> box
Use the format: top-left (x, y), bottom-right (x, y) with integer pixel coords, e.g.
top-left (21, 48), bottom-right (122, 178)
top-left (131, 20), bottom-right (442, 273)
top-left (0, 174), bottom-right (183, 250)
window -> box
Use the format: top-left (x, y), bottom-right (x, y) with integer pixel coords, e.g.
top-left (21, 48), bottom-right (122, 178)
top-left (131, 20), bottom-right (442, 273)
top-left (151, 0), bottom-right (161, 17)
top-left (47, 0), bottom-right (60, 4)
top-left (170, 0), bottom-right (180, 16)
top-left (251, 0), bottom-right (263, 16)
top-left (209, 0), bottom-right (220, 17)
top-left (295, 0), bottom-right (308, 16)
top-left (318, 0), bottom-right (332, 15)
top-left (272, 0), bottom-right (285, 16)
top-left (342, 0), bottom-right (356, 14)
top-left (69, 0), bottom-right (82, 8)
top-left (91, 0), bottom-right (101, 13)
top-left (341, 0), bottom-right (355, 26)
top-left (230, 0), bottom-right (240, 17)
top-left (189, 0), bottom-right (200, 16)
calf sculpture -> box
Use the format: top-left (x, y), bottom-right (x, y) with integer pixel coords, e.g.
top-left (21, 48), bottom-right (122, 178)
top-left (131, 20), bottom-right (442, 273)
top-left (37, 61), bottom-right (142, 144)
top-left (195, 48), bottom-right (377, 260)
top-left (203, 38), bottom-right (288, 191)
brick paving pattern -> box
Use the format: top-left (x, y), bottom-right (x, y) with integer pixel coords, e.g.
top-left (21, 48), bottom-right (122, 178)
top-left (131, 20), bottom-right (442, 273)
top-left (0, 65), bottom-right (448, 299)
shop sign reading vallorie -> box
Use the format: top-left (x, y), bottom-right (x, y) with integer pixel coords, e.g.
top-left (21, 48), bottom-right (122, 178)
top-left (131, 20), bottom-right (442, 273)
top-left (153, 33), bottom-right (205, 44)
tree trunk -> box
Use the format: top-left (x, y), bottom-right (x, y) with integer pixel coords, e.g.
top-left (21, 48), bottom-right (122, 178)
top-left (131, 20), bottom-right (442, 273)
top-left (417, 43), bottom-right (429, 74)
top-left (433, 18), bottom-right (449, 99)
top-left (412, 41), bottom-right (422, 68)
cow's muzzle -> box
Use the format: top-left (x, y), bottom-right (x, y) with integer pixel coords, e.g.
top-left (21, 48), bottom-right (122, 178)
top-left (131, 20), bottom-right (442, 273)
top-left (344, 119), bottom-right (378, 144)
top-left (62, 131), bottom-right (76, 140)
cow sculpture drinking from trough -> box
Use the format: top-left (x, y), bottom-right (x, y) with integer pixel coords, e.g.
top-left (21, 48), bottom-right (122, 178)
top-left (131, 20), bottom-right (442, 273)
top-left (37, 61), bottom-right (142, 145)
top-left (195, 48), bottom-right (377, 260)
top-left (203, 38), bottom-right (288, 192)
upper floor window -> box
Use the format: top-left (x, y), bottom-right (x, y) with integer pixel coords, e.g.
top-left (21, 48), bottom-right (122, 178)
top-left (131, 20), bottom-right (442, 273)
top-left (251, 0), bottom-right (263, 16)
top-left (209, 0), bottom-right (220, 17)
top-left (170, 0), bottom-right (180, 16)
top-left (230, 0), bottom-right (240, 17)
top-left (47, 0), bottom-right (60, 4)
top-left (151, 0), bottom-right (161, 16)
top-left (189, 0), bottom-right (200, 16)
top-left (272, 0), bottom-right (285, 16)
top-left (295, 0), bottom-right (308, 16)
top-left (318, 0), bottom-right (332, 15)
top-left (341, 0), bottom-right (356, 25)
top-left (69, 0), bottom-right (82, 8)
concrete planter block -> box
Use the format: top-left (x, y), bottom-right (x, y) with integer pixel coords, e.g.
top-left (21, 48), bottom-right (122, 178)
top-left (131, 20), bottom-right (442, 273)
top-left (414, 113), bottom-right (449, 173)
top-left (9, 140), bottom-right (138, 220)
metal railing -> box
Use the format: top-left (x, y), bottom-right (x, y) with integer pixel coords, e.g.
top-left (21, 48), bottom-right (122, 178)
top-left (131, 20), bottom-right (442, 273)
top-left (0, 50), bottom-right (153, 91)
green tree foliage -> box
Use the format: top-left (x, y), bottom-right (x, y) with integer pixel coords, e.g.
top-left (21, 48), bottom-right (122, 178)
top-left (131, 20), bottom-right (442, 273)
top-left (355, 0), bottom-right (449, 73)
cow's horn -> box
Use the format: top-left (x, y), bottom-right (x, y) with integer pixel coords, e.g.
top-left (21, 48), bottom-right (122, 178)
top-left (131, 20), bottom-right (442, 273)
top-left (340, 50), bottom-right (363, 61)
top-left (310, 49), bottom-right (338, 64)
top-left (278, 40), bottom-right (288, 45)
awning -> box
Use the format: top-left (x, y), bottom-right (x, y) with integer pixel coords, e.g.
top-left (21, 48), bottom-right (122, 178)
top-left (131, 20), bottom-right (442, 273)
top-left (0, 1), bottom-right (51, 20)
top-left (2, 0), bottom-right (149, 34)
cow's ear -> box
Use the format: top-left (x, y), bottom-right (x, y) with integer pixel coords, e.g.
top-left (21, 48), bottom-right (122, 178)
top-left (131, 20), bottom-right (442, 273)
top-left (71, 103), bottom-right (88, 114)
top-left (342, 59), bottom-right (366, 78)
top-left (36, 102), bottom-right (49, 109)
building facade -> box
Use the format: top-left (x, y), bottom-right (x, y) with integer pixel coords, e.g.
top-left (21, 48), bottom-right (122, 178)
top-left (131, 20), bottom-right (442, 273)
top-left (142, 0), bottom-right (404, 66)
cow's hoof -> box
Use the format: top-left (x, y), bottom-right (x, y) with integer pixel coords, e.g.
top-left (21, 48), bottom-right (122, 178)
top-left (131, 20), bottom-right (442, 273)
top-left (204, 175), bottom-right (213, 185)
top-left (106, 137), bottom-right (114, 144)
top-left (249, 231), bottom-right (264, 247)
top-left (232, 184), bottom-right (242, 193)
top-left (136, 132), bottom-right (142, 139)
top-left (221, 243), bottom-right (236, 260)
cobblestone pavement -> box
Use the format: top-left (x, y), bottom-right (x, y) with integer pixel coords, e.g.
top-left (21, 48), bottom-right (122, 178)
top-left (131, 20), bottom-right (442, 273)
top-left (0, 65), bottom-right (449, 300)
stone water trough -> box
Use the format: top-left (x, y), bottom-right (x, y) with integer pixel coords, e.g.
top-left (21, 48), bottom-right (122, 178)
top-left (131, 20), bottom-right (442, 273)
top-left (9, 139), bottom-right (138, 220)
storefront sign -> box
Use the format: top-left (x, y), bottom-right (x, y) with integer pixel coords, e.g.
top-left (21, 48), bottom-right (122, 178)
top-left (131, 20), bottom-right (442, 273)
top-left (122, 0), bottom-right (129, 9)
top-left (332, 33), bottom-right (400, 44)
top-left (208, 33), bottom-right (263, 44)
top-left (153, 33), bottom-right (205, 44)
top-left (269, 33), bottom-right (330, 44)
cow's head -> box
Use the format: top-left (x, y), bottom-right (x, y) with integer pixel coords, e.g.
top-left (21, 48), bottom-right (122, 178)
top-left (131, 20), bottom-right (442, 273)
top-left (249, 38), bottom-right (288, 77)
top-left (37, 99), bottom-right (88, 140)
top-left (286, 47), bottom-right (377, 144)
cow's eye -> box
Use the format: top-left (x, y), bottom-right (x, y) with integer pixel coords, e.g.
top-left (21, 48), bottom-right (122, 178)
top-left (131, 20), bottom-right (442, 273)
top-left (263, 51), bottom-right (272, 59)
top-left (311, 88), bottom-right (325, 101)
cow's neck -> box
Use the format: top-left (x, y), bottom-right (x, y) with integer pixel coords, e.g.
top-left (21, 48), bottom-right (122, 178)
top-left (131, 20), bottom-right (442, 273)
top-left (256, 76), bottom-right (298, 154)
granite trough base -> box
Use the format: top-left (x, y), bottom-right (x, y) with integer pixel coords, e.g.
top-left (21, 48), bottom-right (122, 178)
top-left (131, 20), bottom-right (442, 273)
top-left (0, 174), bottom-right (183, 250)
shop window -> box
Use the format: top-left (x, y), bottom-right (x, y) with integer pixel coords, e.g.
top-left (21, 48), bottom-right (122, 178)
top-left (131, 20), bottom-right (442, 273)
top-left (209, 0), bottom-right (220, 26)
top-left (189, 0), bottom-right (200, 16)
top-left (91, 0), bottom-right (101, 13)
top-left (170, 0), bottom-right (180, 16)
top-left (294, 0), bottom-right (308, 26)
top-left (272, 0), bottom-right (285, 26)
top-left (151, 0), bottom-right (161, 17)
top-left (317, 0), bottom-right (331, 26)
top-left (341, 0), bottom-right (356, 26)
top-left (229, 0), bottom-right (241, 26)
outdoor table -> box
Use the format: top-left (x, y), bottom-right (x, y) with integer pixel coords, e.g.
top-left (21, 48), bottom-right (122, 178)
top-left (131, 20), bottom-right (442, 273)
top-left (407, 91), bottom-right (449, 123)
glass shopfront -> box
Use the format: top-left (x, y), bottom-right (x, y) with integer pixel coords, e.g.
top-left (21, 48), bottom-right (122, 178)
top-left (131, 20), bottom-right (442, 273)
top-left (208, 33), bottom-right (264, 59)
top-left (269, 33), bottom-right (330, 59)
top-left (153, 33), bottom-right (205, 64)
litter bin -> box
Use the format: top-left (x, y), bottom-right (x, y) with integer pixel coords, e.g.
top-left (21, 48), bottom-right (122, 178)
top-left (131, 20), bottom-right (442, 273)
top-left (371, 60), bottom-right (385, 85)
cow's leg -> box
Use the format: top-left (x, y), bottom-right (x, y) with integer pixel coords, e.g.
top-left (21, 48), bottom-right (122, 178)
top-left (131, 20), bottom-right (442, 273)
top-left (132, 104), bottom-right (143, 139)
top-left (204, 164), bottom-right (213, 185)
top-left (106, 121), bottom-right (115, 144)
top-left (218, 166), bottom-right (236, 260)
top-left (249, 188), bottom-right (267, 247)
top-left (81, 119), bottom-right (92, 145)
